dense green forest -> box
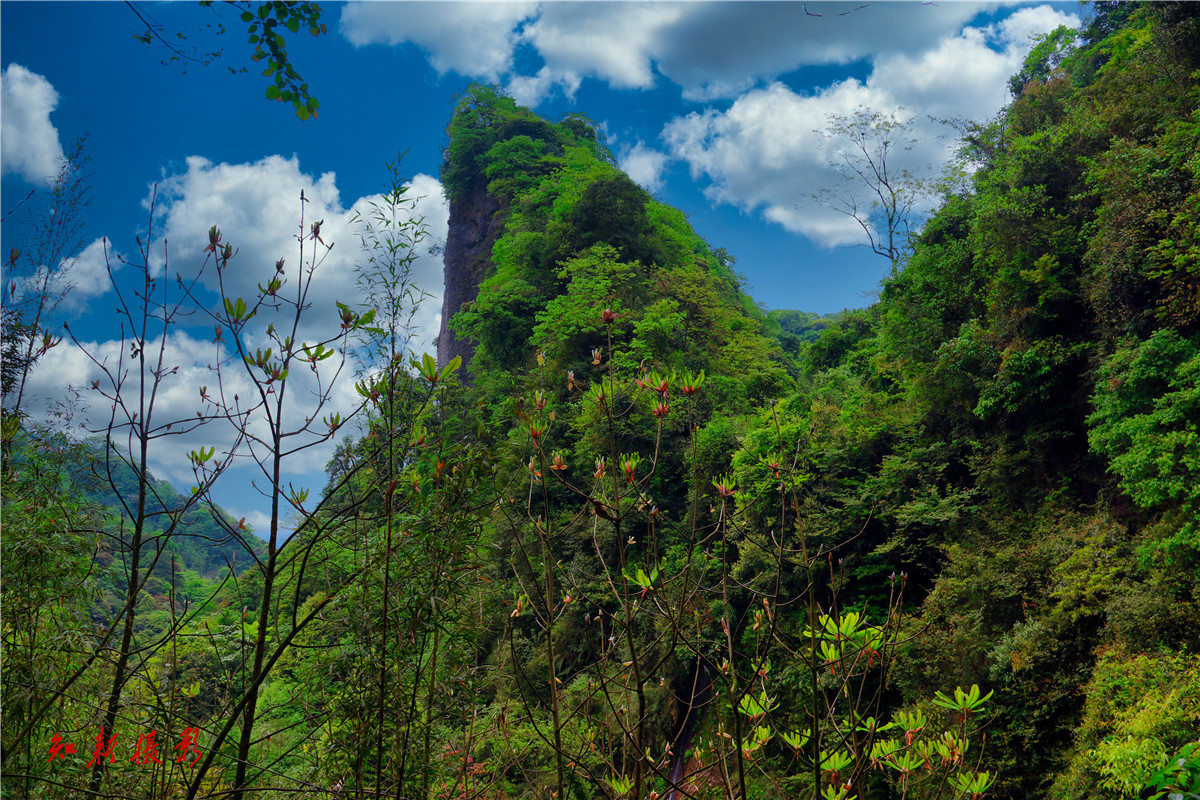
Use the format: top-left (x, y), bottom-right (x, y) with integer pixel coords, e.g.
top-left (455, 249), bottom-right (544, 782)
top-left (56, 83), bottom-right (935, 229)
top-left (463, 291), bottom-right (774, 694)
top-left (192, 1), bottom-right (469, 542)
top-left (3, 3), bottom-right (1199, 799)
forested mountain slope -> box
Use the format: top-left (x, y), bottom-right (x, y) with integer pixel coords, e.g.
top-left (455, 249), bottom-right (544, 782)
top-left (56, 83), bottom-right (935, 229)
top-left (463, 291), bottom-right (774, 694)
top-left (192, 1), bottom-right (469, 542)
top-left (440, 84), bottom-right (794, 403)
top-left (85, 440), bottom-right (267, 580)
top-left (766, 4), bottom-right (1200, 795)
top-left (430, 3), bottom-right (1200, 796)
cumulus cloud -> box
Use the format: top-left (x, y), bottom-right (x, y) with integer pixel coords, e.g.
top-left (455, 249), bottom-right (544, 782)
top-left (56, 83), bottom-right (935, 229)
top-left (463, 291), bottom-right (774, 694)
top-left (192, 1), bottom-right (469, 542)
top-left (662, 6), bottom-right (1080, 247)
top-left (337, 2), bottom-right (1013, 105)
top-left (11, 240), bottom-right (121, 324)
top-left (147, 155), bottom-right (446, 351)
top-left (517, 3), bottom-right (687, 94)
top-left (25, 324), bottom-right (321, 539)
top-left (235, 509), bottom-right (275, 536)
top-left (66, 239), bottom-right (118, 305)
top-left (36, 333), bottom-right (321, 539)
top-left (25, 330), bottom-right (243, 483)
top-left (1, 64), bottom-right (66, 186)
top-left (639, 2), bottom-right (990, 101)
top-left (618, 141), bottom-right (669, 193)
top-left (40, 238), bottom-right (123, 312)
top-left (1001, 4), bottom-right (1079, 47)
top-left (341, 1), bottom-right (538, 81)
top-left (23, 157), bottom-right (448, 501)
top-left (507, 65), bottom-right (581, 109)
top-left (143, 158), bottom-right (449, 487)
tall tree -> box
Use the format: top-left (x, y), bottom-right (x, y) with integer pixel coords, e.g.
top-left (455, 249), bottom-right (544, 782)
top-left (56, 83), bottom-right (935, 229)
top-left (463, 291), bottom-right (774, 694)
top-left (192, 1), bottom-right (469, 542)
top-left (814, 108), bottom-right (928, 276)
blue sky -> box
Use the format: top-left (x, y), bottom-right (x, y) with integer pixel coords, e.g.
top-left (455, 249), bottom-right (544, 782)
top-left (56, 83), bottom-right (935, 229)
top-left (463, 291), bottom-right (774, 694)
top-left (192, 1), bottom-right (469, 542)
top-left (1, 0), bottom-right (1081, 533)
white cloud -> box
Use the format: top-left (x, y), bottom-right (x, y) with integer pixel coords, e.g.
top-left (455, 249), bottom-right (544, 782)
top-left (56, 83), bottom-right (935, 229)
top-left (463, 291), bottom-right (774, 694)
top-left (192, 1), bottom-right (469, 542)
top-left (617, 141), bottom-right (669, 193)
top-left (34, 314), bottom-right (360, 494)
top-left (55, 238), bottom-right (120, 310)
top-left (340, 1), bottom-right (538, 81)
top-left (1001, 4), bottom-right (1078, 47)
top-left (21, 324), bottom-right (318, 542)
top-left (147, 155), bottom-right (445, 351)
top-left (1, 64), bottom-right (65, 186)
top-left (334, 2), bottom-right (1081, 113)
top-left (25, 324), bottom-right (321, 539)
top-left (23, 157), bottom-right (449, 503)
top-left (507, 65), bottom-right (580, 109)
top-left (647, 2), bottom-right (992, 101)
top-left (518, 2), bottom-right (686, 96)
top-left (661, 6), bottom-right (1080, 247)
top-left (150, 154), bottom-right (344, 284)
top-left (67, 239), bottom-right (115, 303)
top-left (5, 239), bottom-right (120, 330)
top-left (26, 330), bottom-right (240, 482)
top-left (230, 509), bottom-right (274, 536)
top-left (336, 2), bottom-right (1017, 105)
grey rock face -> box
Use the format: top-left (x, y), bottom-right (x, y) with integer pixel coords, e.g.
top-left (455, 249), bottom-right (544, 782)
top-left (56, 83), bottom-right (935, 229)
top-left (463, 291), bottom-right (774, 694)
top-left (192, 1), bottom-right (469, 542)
top-left (437, 184), bottom-right (502, 373)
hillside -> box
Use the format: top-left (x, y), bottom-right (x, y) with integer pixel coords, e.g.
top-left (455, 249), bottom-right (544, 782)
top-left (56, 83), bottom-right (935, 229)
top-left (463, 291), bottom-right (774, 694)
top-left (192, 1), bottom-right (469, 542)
top-left (436, 6), bottom-right (1200, 796)
top-left (427, 6), bottom-right (1200, 788)
top-left (86, 439), bottom-right (267, 579)
top-left (760, 5), bottom-right (1200, 794)
top-left (441, 85), bottom-right (794, 398)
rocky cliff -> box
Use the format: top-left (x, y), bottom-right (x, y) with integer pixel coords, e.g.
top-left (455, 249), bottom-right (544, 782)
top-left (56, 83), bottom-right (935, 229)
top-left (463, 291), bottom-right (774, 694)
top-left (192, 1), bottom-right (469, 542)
top-left (436, 183), bottom-right (502, 371)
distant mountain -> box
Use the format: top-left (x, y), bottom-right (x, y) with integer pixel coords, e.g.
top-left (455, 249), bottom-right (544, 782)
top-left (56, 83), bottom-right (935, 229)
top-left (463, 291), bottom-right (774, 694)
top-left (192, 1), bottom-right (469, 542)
top-left (83, 439), bottom-right (265, 578)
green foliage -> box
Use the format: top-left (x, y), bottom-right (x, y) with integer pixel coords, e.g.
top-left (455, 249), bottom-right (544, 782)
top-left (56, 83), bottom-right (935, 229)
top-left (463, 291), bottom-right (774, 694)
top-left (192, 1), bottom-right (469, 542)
top-left (805, 308), bottom-right (878, 374)
top-left (350, 152), bottom-right (431, 372)
top-left (449, 87), bottom-right (789, 425)
top-left (1144, 742), bottom-right (1200, 800)
top-left (1052, 649), bottom-right (1200, 800)
top-left (814, 108), bottom-right (928, 273)
top-left (973, 337), bottom-right (1087, 425)
top-left (133, 2), bottom-right (327, 120)
top-left (427, 16), bottom-right (1200, 800)
top-left (1089, 329), bottom-right (1200, 560)
top-left (239, 1), bottom-right (326, 119)
top-left (484, 135), bottom-right (564, 197)
top-left (1009, 25), bottom-right (1078, 98)
top-left (87, 440), bottom-right (264, 577)
top-left (442, 84), bottom-right (598, 201)
top-left (1, 428), bottom-right (101, 753)
top-left (790, 15), bottom-right (1200, 793)
top-left (1, 138), bottom-right (91, 417)
top-left (565, 172), bottom-right (655, 264)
